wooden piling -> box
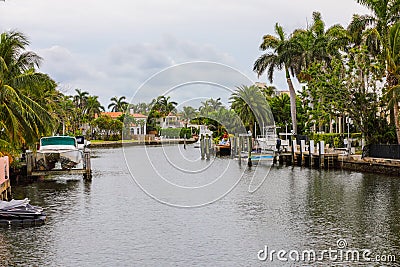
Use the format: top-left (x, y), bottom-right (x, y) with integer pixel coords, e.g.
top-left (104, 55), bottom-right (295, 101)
top-left (291, 140), bottom-right (296, 165)
top-left (26, 150), bottom-right (34, 176)
top-left (205, 134), bottom-right (210, 160)
top-left (248, 135), bottom-right (252, 167)
top-left (200, 135), bottom-right (205, 160)
top-left (309, 140), bottom-right (314, 168)
top-left (319, 140), bottom-right (325, 168)
top-left (238, 136), bottom-right (242, 165)
top-left (83, 151), bottom-right (92, 180)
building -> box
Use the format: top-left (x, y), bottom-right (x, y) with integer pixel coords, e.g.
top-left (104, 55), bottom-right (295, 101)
top-left (99, 111), bottom-right (148, 136)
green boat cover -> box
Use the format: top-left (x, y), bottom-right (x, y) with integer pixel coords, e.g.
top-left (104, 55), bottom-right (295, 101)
top-left (41, 136), bottom-right (76, 146)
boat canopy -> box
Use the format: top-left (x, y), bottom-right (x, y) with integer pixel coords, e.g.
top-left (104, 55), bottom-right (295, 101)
top-left (40, 136), bottom-right (76, 146)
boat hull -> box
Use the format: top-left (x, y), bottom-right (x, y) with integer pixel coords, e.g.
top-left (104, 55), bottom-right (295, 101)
top-left (37, 149), bottom-right (82, 170)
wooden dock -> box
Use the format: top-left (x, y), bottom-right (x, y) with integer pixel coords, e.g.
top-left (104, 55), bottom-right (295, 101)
top-left (0, 156), bottom-right (11, 200)
top-left (26, 151), bottom-right (92, 179)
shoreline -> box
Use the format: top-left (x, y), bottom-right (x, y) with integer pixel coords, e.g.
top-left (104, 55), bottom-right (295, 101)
top-left (89, 138), bottom-right (197, 148)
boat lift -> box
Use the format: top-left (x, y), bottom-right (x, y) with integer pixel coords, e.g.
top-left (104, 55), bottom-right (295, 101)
top-left (26, 150), bottom-right (92, 179)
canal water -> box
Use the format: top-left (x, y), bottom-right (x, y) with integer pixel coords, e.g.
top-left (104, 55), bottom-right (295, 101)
top-left (2, 145), bottom-right (400, 266)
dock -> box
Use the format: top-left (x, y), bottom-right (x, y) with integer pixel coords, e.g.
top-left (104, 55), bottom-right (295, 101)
top-left (26, 151), bottom-right (92, 179)
top-left (0, 156), bottom-right (12, 200)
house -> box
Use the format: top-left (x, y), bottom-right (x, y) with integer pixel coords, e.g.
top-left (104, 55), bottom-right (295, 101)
top-left (130, 113), bottom-right (147, 135)
top-left (158, 113), bottom-right (184, 128)
top-left (99, 111), bottom-right (148, 136)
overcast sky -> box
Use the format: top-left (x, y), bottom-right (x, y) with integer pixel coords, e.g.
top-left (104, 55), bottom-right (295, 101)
top-left (0, 0), bottom-right (370, 109)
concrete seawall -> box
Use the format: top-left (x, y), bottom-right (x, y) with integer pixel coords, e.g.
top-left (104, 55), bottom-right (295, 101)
top-left (337, 155), bottom-right (400, 176)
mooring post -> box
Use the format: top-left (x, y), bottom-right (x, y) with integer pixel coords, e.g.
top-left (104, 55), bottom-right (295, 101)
top-left (248, 134), bottom-right (252, 167)
top-left (309, 140), bottom-right (315, 168)
top-left (83, 151), bottom-right (92, 180)
top-left (200, 135), bottom-right (205, 160)
top-left (238, 136), bottom-right (242, 165)
top-left (291, 140), bottom-right (297, 165)
top-left (319, 140), bottom-right (325, 168)
top-left (300, 140), bottom-right (306, 166)
top-left (205, 134), bottom-right (210, 160)
top-left (26, 150), bottom-right (33, 176)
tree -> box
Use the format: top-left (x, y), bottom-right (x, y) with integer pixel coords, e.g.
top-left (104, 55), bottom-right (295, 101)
top-left (230, 85), bottom-right (273, 136)
top-left (269, 93), bottom-right (291, 127)
top-left (354, 0), bottom-right (400, 143)
top-left (181, 106), bottom-right (198, 122)
top-left (386, 22), bottom-right (400, 142)
top-left (86, 96), bottom-right (104, 120)
top-left (254, 23), bottom-right (301, 135)
top-left (108, 96), bottom-right (128, 112)
top-left (0, 30), bottom-right (54, 149)
top-left (73, 89), bottom-right (89, 110)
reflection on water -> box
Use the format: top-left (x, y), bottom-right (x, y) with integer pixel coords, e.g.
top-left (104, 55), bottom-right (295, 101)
top-left (2, 146), bottom-right (400, 266)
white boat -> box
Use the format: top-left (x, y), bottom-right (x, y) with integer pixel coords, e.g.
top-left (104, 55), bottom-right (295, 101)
top-left (36, 136), bottom-right (83, 170)
top-left (250, 125), bottom-right (279, 163)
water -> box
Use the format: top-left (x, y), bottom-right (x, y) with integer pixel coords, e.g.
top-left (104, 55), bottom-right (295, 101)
top-left (2, 146), bottom-right (400, 266)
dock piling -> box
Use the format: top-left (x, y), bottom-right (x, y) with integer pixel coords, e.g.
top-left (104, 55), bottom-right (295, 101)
top-left (248, 135), bottom-right (252, 167)
top-left (319, 140), bottom-right (325, 168)
top-left (205, 134), bottom-right (211, 160)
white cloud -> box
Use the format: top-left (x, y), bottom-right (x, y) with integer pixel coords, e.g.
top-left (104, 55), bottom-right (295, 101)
top-left (0, 0), bottom-right (371, 106)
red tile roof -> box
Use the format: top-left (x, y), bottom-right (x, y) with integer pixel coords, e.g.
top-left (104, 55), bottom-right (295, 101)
top-left (101, 112), bottom-right (123, 119)
top-left (131, 113), bottom-right (147, 119)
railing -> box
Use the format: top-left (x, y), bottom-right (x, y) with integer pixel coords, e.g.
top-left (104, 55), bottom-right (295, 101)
top-left (365, 144), bottom-right (400, 159)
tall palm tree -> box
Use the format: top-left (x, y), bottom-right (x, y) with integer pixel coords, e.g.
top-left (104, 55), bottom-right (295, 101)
top-left (108, 96), bottom-right (128, 112)
top-left (254, 23), bottom-right (301, 135)
top-left (353, 0), bottom-right (400, 142)
top-left (181, 106), bottom-right (197, 122)
top-left (73, 89), bottom-right (89, 110)
top-left (386, 22), bottom-right (400, 142)
top-left (151, 96), bottom-right (177, 117)
top-left (86, 95), bottom-right (105, 120)
top-left (0, 30), bottom-right (54, 148)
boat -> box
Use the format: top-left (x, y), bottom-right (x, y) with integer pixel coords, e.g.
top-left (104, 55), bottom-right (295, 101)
top-left (216, 132), bottom-right (231, 156)
top-left (36, 136), bottom-right (83, 170)
top-left (75, 135), bottom-right (91, 150)
top-left (0, 198), bottom-right (46, 226)
top-left (216, 143), bottom-right (231, 156)
top-left (251, 125), bottom-right (279, 163)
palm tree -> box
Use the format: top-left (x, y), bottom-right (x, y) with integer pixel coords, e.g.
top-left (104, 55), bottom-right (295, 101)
top-left (181, 106), bottom-right (197, 122)
top-left (151, 96), bottom-right (177, 117)
top-left (73, 89), bottom-right (89, 110)
top-left (0, 30), bottom-right (54, 148)
top-left (293, 12), bottom-right (350, 79)
top-left (86, 96), bottom-right (105, 120)
top-left (254, 23), bottom-right (301, 135)
top-left (386, 22), bottom-right (400, 142)
top-left (207, 98), bottom-right (223, 111)
top-left (230, 85), bottom-right (273, 136)
top-left (108, 96), bottom-right (128, 112)
top-left (269, 93), bottom-right (291, 125)
top-left (353, 0), bottom-right (400, 142)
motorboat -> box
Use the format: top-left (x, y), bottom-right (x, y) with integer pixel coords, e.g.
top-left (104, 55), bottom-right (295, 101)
top-left (0, 198), bottom-right (46, 226)
top-left (36, 136), bottom-right (83, 170)
top-left (75, 135), bottom-right (91, 150)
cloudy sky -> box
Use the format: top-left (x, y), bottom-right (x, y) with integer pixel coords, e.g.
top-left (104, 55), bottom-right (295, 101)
top-left (0, 0), bottom-right (370, 109)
